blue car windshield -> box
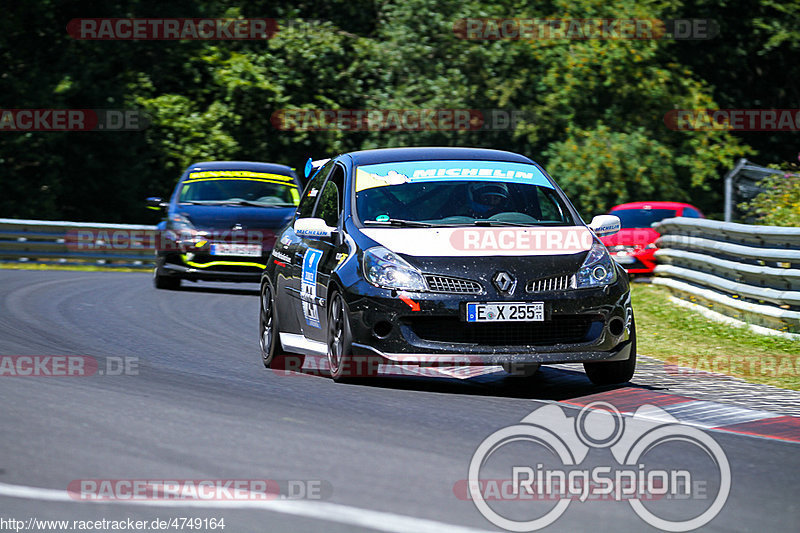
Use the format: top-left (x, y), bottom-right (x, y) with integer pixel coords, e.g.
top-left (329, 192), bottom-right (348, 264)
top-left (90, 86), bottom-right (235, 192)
top-left (179, 171), bottom-right (299, 206)
top-left (354, 160), bottom-right (574, 226)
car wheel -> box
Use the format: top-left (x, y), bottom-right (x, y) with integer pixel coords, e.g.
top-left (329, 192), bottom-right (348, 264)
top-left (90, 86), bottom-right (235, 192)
top-left (583, 319), bottom-right (637, 385)
top-left (327, 292), bottom-right (354, 382)
top-left (259, 282), bottom-right (283, 368)
top-left (153, 257), bottom-right (180, 290)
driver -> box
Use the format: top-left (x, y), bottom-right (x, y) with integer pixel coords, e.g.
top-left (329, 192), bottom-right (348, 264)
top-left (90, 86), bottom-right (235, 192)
top-left (467, 182), bottom-right (511, 217)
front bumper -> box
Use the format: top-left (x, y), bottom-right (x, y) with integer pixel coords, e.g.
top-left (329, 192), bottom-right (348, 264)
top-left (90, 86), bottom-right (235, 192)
top-left (341, 278), bottom-right (633, 365)
top-left (159, 251), bottom-right (266, 282)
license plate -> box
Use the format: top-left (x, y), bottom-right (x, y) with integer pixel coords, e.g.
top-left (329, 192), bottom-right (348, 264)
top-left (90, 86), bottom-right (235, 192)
top-left (465, 302), bottom-right (544, 322)
top-left (209, 243), bottom-right (262, 257)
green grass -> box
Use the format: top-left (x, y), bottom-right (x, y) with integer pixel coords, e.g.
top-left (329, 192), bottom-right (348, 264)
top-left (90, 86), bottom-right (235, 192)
top-left (0, 262), bottom-right (149, 273)
top-left (632, 284), bottom-right (800, 390)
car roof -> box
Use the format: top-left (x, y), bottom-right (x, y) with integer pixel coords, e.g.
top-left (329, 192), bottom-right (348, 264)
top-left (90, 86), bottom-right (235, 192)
top-left (185, 161), bottom-right (297, 175)
top-left (344, 147), bottom-right (537, 166)
top-left (610, 201), bottom-right (699, 211)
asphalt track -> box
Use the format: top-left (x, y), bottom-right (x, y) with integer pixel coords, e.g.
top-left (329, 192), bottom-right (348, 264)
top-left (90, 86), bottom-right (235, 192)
top-left (0, 270), bottom-right (797, 532)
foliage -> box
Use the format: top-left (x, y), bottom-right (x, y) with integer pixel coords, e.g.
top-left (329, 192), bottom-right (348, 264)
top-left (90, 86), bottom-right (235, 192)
top-left (0, 0), bottom-right (796, 223)
top-left (738, 164), bottom-right (800, 227)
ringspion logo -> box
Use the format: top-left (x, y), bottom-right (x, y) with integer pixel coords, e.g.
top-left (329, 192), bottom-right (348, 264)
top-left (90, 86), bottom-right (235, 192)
top-left (464, 402), bottom-right (730, 531)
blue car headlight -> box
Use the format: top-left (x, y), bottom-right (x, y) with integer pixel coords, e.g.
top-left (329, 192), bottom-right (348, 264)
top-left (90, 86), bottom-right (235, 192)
top-left (168, 214), bottom-right (203, 245)
top-left (576, 243), bottom-right (617, 288)
top-left (363, 246), bottom-right (426, 291)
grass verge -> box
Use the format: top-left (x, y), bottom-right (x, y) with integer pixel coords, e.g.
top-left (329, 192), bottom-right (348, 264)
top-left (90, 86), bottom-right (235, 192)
top-left (0, 262), bottom-right (148, 273)
top-left (632, 283), bottom-right (800, 391)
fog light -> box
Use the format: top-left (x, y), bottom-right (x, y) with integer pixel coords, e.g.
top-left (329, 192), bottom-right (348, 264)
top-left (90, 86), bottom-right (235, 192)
top-left (373, 321), bottom-right (392, 339)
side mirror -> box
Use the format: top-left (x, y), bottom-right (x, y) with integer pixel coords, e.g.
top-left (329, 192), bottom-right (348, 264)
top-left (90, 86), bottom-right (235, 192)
top-left (588, 215), bottom-right (621, 237)
top-left (294, 217), bottom-right (337, 239)
top-left (146, 197), bottom-right (168, 211)
top-left (304, 157), bottom-right (331, 178)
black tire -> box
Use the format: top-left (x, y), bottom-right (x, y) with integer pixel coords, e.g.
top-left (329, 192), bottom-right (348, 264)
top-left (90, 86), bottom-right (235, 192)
top-left (327, 292), bottom-right (355, 382)
top-left (153, 257), bottom-right (181, 290)
top-left (259, 282), bottom-right (283, 368)
top-left (584, 319), bottom-right (637, 385)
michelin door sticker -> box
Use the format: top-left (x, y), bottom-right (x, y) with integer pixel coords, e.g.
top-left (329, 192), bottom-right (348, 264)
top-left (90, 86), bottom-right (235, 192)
top-left (466, 402), bottom-right (730, 532)
top-left (301, 248), bottom-right (324, 328)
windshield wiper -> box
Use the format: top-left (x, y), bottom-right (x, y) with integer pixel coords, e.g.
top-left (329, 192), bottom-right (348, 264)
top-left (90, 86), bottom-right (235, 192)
top-left (364, 218), bottom-right (434, 228)
top-left (471, 220), bottom-right (537, 227)
top-left (221, 200), bottom-right (289, 208)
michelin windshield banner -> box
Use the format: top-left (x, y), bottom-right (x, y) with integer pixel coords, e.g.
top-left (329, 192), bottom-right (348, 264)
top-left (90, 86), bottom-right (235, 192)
top-left (355, 160), bottom-right (553, 192)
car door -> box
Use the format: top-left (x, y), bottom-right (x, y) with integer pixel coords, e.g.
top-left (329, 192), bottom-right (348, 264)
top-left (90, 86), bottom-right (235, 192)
top-left (281, 161), bottom-right (333, 334)
top-left (295, 163), bottom-right (347, 343)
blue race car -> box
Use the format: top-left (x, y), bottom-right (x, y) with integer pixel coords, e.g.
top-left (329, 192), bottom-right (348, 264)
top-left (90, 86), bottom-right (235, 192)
top-left (147, 161), bottom-right (301, 289)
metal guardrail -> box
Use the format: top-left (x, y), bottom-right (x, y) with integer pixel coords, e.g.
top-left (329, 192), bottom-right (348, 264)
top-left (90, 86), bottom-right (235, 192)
top-left (0, 218), bottom-right (157, 268)
top-left (652, 217), bottom-right (800, 333)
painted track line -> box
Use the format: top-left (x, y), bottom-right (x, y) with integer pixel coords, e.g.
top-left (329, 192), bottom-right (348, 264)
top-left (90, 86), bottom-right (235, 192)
top-left (0, 482), bottom-right (493, 533)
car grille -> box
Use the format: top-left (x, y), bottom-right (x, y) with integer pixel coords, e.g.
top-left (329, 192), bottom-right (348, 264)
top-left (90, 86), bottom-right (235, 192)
top-left (526, 274), bottom-right (574, 293)
top-left (402, 315), bottom-right (596, 346)
top-left (425, 275), bottom-right (482, 294)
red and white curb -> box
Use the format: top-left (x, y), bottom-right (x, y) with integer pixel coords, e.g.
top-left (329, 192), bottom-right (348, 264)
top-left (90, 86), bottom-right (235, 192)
top-left (561, 388), bottom-right (800, 443)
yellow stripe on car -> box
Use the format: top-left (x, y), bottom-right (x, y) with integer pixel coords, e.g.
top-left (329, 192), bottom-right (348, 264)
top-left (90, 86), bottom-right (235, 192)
top-left (187, 171), bottom-right (294, 181)
top-left (181, 255), bottom-right (266, 269)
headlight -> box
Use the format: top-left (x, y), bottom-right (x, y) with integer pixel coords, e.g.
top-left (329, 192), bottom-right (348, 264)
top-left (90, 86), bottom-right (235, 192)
top-left (576, 242), bottom-right (617, 288)
top-left (169, 215), bottom-right (199, 243)
top-left (363, 246), bottom-right (426, 291)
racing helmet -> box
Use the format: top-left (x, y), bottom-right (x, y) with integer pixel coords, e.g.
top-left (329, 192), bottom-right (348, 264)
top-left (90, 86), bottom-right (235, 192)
top-left (468, 182), bottom-right (510, 214)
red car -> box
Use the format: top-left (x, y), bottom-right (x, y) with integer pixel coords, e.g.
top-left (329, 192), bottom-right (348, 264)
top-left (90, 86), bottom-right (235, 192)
top-left (600, 201), bottom-right (704, 274)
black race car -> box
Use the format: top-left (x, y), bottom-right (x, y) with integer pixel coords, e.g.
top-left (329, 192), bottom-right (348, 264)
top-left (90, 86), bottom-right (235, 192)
top-left (259, 147), bottom-right (635, 385)
top-left (147, 161), bottom-right (301, 289)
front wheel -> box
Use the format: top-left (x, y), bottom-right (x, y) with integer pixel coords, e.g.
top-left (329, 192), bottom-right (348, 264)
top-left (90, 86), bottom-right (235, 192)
top-left (259, 282), bottom-right (282, 368)
top-left (327, 292), bottom-right (355, 382)
top-left (583, 319), bottom-right (637, 385)
top-left (153, 256), bottom-right (180, 290)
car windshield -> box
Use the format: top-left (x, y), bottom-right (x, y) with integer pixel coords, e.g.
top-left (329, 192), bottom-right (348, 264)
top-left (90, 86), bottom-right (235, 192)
top-left (354, 160), bottom-right (574, 226)
top-left (178, 170), bottom-right (299, 206)
top-left (612, 208), bottom-right (678, 228)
